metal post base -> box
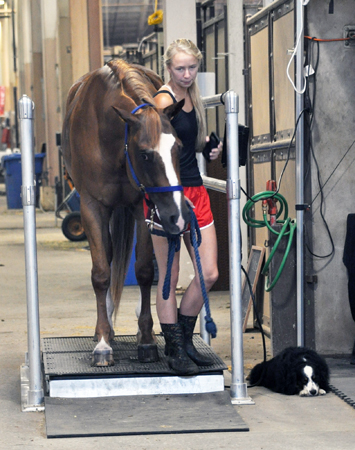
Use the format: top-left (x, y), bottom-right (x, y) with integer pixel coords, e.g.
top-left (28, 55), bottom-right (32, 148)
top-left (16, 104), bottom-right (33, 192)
top-left (230, 382), bottom-right (255, 405)
top-left (20, 364), bottom-right (44, 412)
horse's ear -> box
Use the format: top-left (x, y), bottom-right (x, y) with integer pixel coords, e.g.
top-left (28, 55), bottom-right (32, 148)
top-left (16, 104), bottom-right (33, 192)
top-left (163, 99), bottom-right (185, 121)
top-left (111, 106), bottom-right (139, 125)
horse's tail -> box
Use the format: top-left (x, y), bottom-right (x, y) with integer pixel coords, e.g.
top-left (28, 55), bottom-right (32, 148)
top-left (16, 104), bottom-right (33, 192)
top-left (110, 206), bottom-right (135, 319)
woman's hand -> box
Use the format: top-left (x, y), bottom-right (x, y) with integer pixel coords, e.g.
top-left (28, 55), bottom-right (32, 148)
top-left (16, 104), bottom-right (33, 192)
top-left (205, 135), bottom-right (223, 161)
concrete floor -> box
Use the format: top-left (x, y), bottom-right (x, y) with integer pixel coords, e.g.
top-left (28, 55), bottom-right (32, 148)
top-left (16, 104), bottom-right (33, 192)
top-left (1, 185), bottom-right (355, 449)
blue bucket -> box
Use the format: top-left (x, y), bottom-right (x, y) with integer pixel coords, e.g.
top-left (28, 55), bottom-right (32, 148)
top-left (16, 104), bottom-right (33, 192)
top-left (2, 153), bottom-right (45, 209)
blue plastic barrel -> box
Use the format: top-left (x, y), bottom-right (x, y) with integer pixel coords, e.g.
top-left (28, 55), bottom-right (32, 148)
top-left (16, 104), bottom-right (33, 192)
top-left (2, 153), bottom-right (45, 209)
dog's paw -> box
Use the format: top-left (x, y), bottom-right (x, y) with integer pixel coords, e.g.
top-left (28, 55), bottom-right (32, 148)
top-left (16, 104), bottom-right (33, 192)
top-left (319, 389), bottom-right (326, 395)
top-left (299, 389), bottom-right (308, 397)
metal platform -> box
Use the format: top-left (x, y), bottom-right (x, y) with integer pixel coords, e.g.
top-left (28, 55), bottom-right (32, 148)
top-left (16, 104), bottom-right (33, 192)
top-left (42, 335), bottom-right (227, 398)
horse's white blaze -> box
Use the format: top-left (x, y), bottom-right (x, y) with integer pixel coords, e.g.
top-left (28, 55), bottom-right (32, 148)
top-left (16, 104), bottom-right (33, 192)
top-left (156, 132), bottom-right (185, 231)
top-left (157, 132), bottom-right (179, 185)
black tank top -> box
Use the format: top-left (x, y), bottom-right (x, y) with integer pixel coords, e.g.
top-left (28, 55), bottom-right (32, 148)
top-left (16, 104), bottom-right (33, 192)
top-left (154, 90), bottom-right (202, 187)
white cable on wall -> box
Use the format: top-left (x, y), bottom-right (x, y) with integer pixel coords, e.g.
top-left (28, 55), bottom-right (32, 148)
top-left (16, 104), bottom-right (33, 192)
top-left (286, 0), bottom-right (311, 94)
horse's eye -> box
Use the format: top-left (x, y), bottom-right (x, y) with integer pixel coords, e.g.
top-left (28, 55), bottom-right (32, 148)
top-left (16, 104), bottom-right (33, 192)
top-left (141, 152), bottom-right (149, 161)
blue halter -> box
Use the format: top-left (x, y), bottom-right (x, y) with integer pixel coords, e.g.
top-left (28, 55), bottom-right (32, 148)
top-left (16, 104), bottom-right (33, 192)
top-left (124, 103), bottom-right (183, 194)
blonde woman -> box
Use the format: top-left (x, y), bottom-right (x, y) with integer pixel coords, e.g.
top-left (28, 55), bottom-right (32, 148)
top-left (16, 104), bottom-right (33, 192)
top-left (146, 39), bottom-right (222, 375)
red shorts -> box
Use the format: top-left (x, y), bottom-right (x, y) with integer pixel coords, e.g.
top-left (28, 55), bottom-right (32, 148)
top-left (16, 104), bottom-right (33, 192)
top-left (144, 185), bottom-right (214, 232)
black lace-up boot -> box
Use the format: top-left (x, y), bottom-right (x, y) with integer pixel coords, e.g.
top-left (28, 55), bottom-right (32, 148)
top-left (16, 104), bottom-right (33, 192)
top-left (160, 323), bottom-right (199, 375)
top-left (178, 312), bottom-right (215, 366)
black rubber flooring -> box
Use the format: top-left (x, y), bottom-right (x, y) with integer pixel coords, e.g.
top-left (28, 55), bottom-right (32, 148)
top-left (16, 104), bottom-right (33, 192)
top-left (42, 335), bottom-right (227, 378)
top-left (327, 356), bottom-right (355, 409)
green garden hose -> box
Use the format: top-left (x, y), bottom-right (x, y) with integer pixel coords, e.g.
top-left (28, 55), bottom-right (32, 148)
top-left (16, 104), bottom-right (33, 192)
top-left (242, 191), bottom-right (297, 292)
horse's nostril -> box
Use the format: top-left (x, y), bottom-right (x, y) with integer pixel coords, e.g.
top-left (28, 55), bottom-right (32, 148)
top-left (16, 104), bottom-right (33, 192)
top-left (168, 212), bottom-right (187, 233)
top-left (170, 214), bottom-right (179, 226)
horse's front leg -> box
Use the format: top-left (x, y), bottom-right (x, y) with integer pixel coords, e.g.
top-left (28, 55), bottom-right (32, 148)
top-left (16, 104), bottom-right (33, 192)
top-left (80, 198), bottom-right (115, 366)
top-left (134, 212), bottom-right (158, 363)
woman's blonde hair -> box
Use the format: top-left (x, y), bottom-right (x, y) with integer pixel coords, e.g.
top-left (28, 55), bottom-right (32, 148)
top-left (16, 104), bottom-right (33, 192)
top-left (163, 39), bottom-right (206, 152)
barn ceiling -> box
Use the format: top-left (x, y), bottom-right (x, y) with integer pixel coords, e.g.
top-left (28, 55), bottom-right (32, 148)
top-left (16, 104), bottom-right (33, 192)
top-left (102, 0), bottom-right (163, 48)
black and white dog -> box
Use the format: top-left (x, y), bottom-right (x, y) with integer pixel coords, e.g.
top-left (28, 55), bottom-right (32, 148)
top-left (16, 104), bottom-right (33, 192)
top-left (249, 346), bottom-right (330, 396)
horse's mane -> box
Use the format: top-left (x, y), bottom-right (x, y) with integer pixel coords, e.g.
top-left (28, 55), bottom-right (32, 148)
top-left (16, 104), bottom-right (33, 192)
top-left (106, 59), bottom-right (161, 106)
top-left (107, 59), bottom-right (164, 148)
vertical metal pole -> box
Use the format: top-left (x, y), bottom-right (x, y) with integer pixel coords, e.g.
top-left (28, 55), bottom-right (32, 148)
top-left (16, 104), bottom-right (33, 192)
top-left (295, 0), bottom-right (305, 347)
top-left (225, 91), bottom-right (253, 404)
top-left (19, 95), bottom-right (44, 410)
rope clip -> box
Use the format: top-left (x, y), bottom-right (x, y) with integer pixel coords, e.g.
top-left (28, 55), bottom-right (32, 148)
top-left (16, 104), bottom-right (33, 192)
top-left (149, 208), bottom-right (155, 232)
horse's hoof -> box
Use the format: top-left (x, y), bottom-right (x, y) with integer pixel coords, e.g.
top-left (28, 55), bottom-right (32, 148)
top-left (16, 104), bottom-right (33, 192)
top-left (138, 344), bottom-right (159, 363)
top-left (91, 349), bottom-right (115, 367)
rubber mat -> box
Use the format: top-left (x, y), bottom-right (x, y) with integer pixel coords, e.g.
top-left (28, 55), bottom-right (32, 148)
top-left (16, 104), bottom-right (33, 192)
top-left (327, 356), bottom-right (355, 409)
top-left (42, 335), bottom-right (227, 378)
top-left (45, 390), bottom-right (248, 438)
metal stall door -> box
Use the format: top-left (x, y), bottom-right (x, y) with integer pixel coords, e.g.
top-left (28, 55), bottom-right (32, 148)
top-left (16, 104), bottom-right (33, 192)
top-left (200, 3), bottom-right (230, 290)
top-left (246, 0), bottom-right (299, 352)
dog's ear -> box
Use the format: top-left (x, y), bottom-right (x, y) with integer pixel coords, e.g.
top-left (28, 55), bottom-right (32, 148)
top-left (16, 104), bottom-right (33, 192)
top-left (285, 370), bottom-right (299, 395)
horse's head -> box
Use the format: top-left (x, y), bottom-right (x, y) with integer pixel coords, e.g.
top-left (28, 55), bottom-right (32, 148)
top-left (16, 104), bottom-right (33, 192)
top-left (113, 101), bottom-right (190, 235)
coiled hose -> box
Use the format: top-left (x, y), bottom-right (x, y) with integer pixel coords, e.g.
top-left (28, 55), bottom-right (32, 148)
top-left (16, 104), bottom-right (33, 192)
top-left (242, 191), bottom-right (297, 292)
top-left (147, 0), bottom-right (163, 25)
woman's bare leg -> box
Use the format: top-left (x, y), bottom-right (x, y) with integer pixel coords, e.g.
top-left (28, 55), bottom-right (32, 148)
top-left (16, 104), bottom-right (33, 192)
top-left (180, 223), bottom-right (219, 316)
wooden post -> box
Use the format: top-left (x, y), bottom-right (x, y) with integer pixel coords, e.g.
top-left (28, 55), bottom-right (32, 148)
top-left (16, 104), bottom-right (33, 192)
top-left (41, 0), bottom-right (61, 189)
top-left (87, 0), bottom-right (103, 71)
top-left (31, 0), bottom-right (46, 154)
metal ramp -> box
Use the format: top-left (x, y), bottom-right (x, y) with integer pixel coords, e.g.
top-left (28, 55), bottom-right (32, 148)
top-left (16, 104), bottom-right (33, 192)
top-left (42, 335), bottom-right (227, 398)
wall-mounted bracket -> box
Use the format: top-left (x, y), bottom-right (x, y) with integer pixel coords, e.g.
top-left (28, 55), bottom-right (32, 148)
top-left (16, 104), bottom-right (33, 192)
top-left (344, 25), bottom-right (355, 48)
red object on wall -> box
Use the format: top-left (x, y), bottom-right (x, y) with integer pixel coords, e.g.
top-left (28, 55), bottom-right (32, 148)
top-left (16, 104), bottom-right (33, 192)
top-left (0, 86), bottom-right (5, 116)
top-left (1, 127), bottom-right (10, 146)
top-left (263, 180), bottom-right (278, 226)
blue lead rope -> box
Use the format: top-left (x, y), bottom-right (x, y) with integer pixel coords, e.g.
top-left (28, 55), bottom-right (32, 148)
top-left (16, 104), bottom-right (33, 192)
top-left (151, 203), bottom-right (217, 338)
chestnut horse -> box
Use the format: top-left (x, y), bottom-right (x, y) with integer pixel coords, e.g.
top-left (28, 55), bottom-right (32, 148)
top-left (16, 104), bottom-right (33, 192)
top-left (62, 59), bottom-right (190, 367)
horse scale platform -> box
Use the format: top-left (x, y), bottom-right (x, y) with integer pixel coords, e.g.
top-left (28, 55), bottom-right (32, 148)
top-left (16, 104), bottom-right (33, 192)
top-left (42, 335), bottom-right (227, 398)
